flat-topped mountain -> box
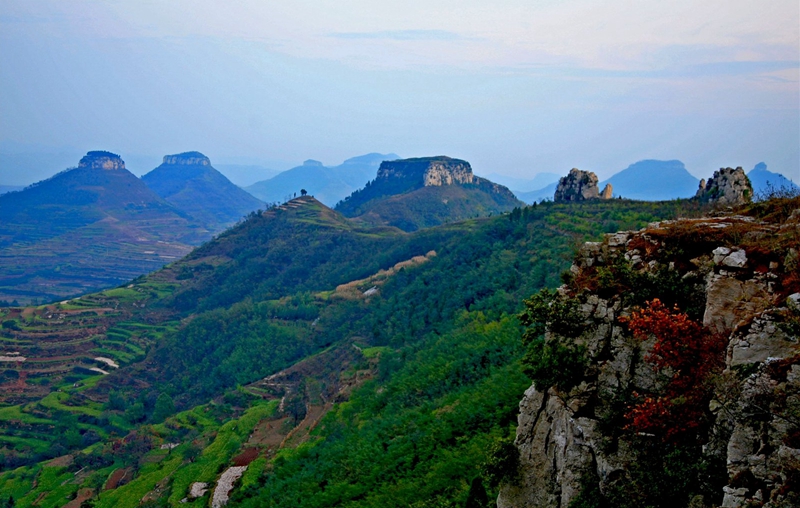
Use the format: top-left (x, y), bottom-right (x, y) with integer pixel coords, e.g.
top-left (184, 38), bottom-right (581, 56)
top-left (335, 156), bottom-right (523, 231)
top-left (0, 151), bottom-right (211, 304)
top-left (142, 151), bottom-right (264, 229)
top-left (599, 159), bottom-right (699, 200)
top-left (246, 153), bottom-right (399, 206)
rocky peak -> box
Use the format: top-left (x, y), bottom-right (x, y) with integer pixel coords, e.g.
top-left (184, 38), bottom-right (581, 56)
top-left (498, 209), bottom-right (800, 508)
top-left (162, 152), bottom-right (211, 166)
top-left (695, 167), bottom-right (753, 205)
top-left (553, 168), bottom-right (605, 202)
top-left (78, 151), bottom-right (125, 171)
top-left (376, 156), bottom-right (474, 187)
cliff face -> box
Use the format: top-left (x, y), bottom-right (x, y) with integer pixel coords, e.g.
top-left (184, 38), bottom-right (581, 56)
top-left (499, 203), bottom-right (800, 508)
top-left (162, 151), bottom-right (211, 166)
top-left (376, 156), bottom-right (474, 187)
top-left (78, 150), bottom-right (125, 170)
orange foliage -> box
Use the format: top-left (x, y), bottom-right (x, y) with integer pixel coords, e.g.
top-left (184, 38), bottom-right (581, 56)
top-left (621, 299), bottom-right (726, 441)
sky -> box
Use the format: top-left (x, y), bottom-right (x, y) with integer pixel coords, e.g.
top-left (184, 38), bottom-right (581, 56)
top-left (0, 0), bottom-right (798, 185)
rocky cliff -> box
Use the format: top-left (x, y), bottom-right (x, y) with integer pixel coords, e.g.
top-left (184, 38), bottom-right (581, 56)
top-left (696, 167), bottom-right (753, 206)
top-left (554, 168), bottom-right (612, 202)
top-left (161, 151), bottom-right (211, 166)
top-left (499, 199), bottom-right (800, 507)
top-left (376, 156), bottom-right (474, 187)
top-left (78, 150), bottom-right (125, 170)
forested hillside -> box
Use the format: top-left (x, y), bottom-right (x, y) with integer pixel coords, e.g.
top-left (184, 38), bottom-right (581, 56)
top-left (0, 196), bottom-right (705, 506)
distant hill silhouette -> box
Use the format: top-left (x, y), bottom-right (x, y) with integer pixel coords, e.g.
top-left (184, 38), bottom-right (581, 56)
top-left (481, 172), bottom-right (560, 193)
top-left (600, 160), bottom-right (699, 200)
top-left (0, 151), bottom-right (210, 304)
top-left (747, 162), bottom-right (799, 197)
top-left (514, 182), bottom-right (559, 204)
top-left (336, 156), bottom-right (523, 231)
top-left (0, 185), bottom-right (22, 195)
top-left (142, 151), bottom-right (264, 229)
top-left (246, 153), bottom-right (400, 206)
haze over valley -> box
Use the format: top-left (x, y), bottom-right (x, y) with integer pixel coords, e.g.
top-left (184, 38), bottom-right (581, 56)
top-left (0, 2), bottom-right (799, 508)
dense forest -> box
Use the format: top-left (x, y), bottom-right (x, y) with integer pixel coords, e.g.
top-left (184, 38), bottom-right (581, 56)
top-left (0, 196), bottom-right (710, 506)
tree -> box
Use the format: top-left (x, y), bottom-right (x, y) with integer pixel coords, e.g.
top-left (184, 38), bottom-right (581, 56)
top-left (621, 299), bottom-right (726, 441)
top-left (300, 189), bottom-right (307, 196)
top-left (152, 392), bottom-right (175, 423)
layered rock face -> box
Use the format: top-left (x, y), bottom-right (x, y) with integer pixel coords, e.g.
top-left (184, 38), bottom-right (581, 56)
top-left (499, 209), bottom-right (800, 508)
top-left (376, 156), bottom-right (474, 187)
top-left (162, 151), bottom-right (211, 166)
top-left (554, 168), bottom-right (605, 202)
top-left (78, 151), bottom-right (125, 171)
top-left (696, 167), bottom-right (753, 205)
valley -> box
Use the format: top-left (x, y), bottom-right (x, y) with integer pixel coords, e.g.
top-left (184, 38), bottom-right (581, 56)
top-left (0, 192), bottom-right (701, 506)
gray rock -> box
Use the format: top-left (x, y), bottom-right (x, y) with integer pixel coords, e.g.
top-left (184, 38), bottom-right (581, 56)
top-left (554, 169), bottom-right (600, 202)
top-left (696, 167), bottom-right (753, 205)
top-left (722, 249), bottom-right (747, 268)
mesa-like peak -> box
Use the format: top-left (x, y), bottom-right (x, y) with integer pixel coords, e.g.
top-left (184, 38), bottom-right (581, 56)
top-left (376, 156), bottom-right (474, 187)
top-left (78, 151), bottom-right (125, 171)
top-left (162, 151), bottom-right (211, 166)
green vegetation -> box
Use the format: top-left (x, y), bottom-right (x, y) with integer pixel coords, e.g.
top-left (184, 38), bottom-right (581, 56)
top-left (1, 196), bottom-right (705, 506)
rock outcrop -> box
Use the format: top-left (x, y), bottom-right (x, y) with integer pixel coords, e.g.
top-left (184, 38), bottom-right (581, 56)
top-left (696, 167), bottom-right (753, 205)
top-left (499, 208), bottom-right (800, 508)
top-left (376, 156), bottom-right (474, 187)
top-left (554, 168), bottom-right (607, 202)
top-left (600, 183), bottom-right (613, 199)
top-left (162, 151), bottom-right (211, 166)
top-left (78, 151), bottom-right (125, 171)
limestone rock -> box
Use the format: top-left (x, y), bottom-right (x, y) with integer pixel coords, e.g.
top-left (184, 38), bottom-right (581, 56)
top-left (499, 213), bottom-right (798, 508)
top-left (600, 183), bottom-right (613, 199)
top-left (376, 156), bottom-right (474, 187)
top-left (553, 168), bottom-right (600, 202)
top-left (78, 151), bottom-right (125, 171)
top-left (162, 151), bottom-right (211, 166)
top-left (696, 167), bottom-right (753, 205)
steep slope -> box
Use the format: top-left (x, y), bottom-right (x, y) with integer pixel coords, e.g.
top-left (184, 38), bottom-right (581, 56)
top-left (600, 159), bottom-right (699, 200)
top-left (245, 153), bottom-right (399, 206)
top-left (0, 151), bottom-right (209, 304)
top-left (498, 196), bottom-right (800, 508)
top-left (142, 151), bottom-right (264, 229)
top-left (0, 197), bottom-right (701, 507)
top-left (336, 156), bottom-right (524, 231)
top-left (748, 162), bottom-right (799, 196)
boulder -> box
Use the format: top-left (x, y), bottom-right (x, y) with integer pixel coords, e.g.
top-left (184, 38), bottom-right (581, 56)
top-left (553, 169), bottom-right (600, 202)
top-left (696, 167), bottom-right (753, 205)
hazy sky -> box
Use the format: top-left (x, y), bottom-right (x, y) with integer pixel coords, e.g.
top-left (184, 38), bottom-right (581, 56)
top-left (1, 0), bottom-right (798, 185)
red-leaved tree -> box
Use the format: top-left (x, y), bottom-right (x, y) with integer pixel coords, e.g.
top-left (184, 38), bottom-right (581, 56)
top-left (621, 299), bottom-right (726, 442)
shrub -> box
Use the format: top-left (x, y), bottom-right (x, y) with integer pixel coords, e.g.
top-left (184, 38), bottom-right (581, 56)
top-left (481, 436), bottom-right (520, 488)
top-left (519, 289), bottom-right (589, 392)
top-left (621, 299), bottom-right (726, 441)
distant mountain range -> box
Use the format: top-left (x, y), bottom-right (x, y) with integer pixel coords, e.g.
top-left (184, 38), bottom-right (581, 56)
top-left (245, 153), bottom-right (400, 206)
top-left (142, 151), bottom-right (264, 230)
top-left (511, 160), bottom-right (797, 204)
top-left (335, 156), bottom-right (523, 231)
top-left (0, 151), bottom-right (210, 304)
top-left (480, 172), bottom-right (561, 193)
top-left (0, 185), bottom-right (22, 195)
top-left (747, 162), bottom-right (799, 196)
top-left (0, 150), bottom-right (266, 304)
top-left (599, 160), bottom-right (699, 201)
